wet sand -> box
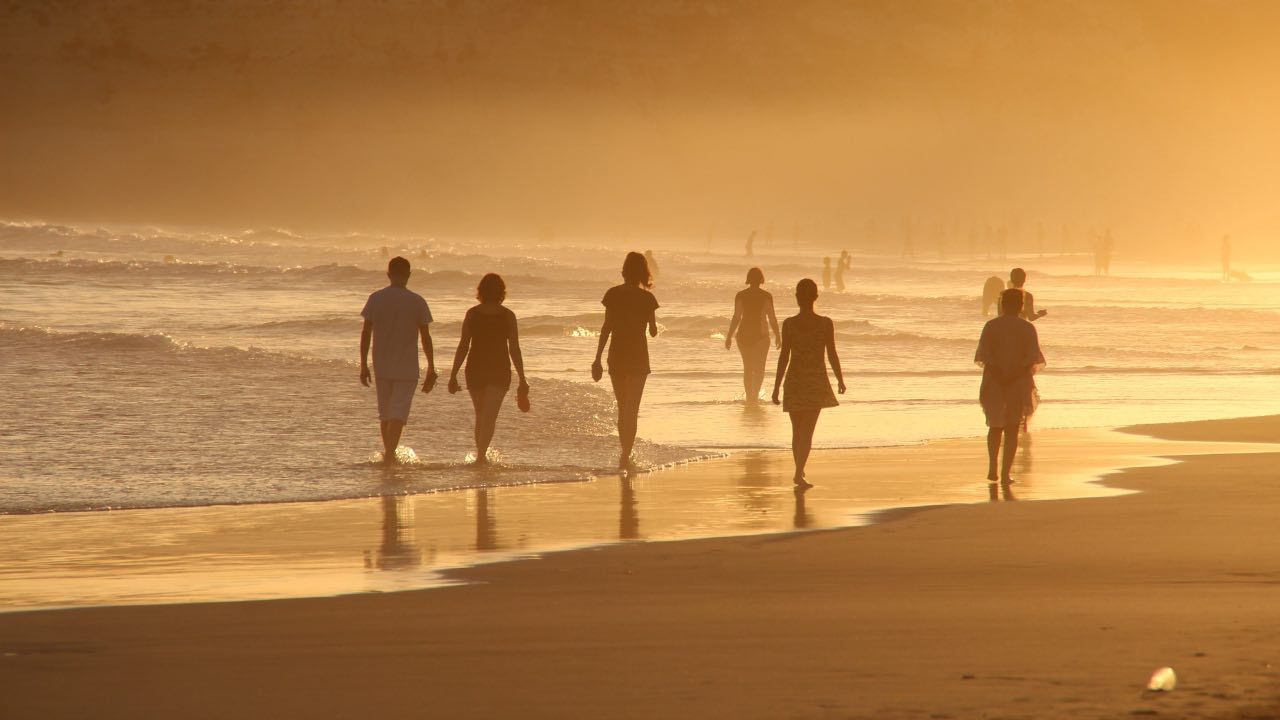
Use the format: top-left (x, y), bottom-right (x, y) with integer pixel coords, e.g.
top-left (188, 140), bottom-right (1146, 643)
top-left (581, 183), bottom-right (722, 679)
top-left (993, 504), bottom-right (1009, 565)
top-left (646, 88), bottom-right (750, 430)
top-left (3, 417), bottom-right (1280, 718)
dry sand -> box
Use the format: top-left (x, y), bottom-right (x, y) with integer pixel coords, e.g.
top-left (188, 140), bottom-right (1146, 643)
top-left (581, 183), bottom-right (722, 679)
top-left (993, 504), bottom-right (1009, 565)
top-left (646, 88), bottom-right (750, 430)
top-left (2, 416), bottom-right (1279, 719)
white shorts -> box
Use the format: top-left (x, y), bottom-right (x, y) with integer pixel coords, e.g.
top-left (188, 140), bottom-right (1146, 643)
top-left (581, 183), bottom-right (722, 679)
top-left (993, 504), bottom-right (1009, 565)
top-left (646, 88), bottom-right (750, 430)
top-left (375, 377), bottom-right (417, 422)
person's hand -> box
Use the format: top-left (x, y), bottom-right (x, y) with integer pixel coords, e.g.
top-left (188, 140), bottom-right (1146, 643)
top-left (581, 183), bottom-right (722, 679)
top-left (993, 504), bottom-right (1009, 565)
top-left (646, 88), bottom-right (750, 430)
top-left (422, 369), bottom-right (438, 393)
top-left (447, 376), bottom-right (461, 394)
top-left (724, 336), bottom-right (732, 350)
top-left (837, 379), bottom-right (847, 394)
top-left (772, 388), bottom-right (781, 405)
top-left (591, 359), bottom-right (603, 382)
top-left (1037, 309), bottom-right (1048, 318)
top-left (649, 324), bottom-right (658, 338)
top-left (775, 338), bottom-right (782, 350)
top-left (518, 378), bottom-right (530, 392)
top-left (360, 365), bottom-right (371, 387)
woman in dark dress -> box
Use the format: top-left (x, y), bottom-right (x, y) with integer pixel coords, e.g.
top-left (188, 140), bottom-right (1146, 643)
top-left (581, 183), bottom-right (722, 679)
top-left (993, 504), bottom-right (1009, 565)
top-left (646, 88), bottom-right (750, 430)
top-left (592, 252), bottom-right (659, 469)
top-left (448, 273), bottom-right (528, 464)
top-left (724, 267), bottom-right (780, 403)
top-left (772, 278), bottom-right (846, 487)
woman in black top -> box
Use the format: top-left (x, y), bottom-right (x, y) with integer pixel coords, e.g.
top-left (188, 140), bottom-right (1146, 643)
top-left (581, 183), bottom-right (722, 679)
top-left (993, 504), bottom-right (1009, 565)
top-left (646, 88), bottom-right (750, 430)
top-left (448, 273), bottom-right (528, 464)
top-left (592, 252), bottom-right (659, 469)
top-left (724, 267), bottom-right (780, 403)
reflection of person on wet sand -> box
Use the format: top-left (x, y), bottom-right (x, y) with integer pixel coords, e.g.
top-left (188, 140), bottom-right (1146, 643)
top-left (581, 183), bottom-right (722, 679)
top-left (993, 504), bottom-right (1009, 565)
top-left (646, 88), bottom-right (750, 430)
top-left (448, 273), bottom-right (528, 465)
top-left (375, 495), bottom-right (421, 569)
top-left (975, 288), bottom-right (1046, 484)
top-left (772, 279), bottom-right (846, 488)
top-left (359, 257), bottom-right (436, 464)
top-left (619, 476), bottom-right (640, 540)
top-left (474, 489), bottom-right (499, 551)
top-left (592, 252), bottom-right (660, 469)
top-left (725, 267), bottom-right (781, 404)
top-left (793, 486), bottom-right (813, 528)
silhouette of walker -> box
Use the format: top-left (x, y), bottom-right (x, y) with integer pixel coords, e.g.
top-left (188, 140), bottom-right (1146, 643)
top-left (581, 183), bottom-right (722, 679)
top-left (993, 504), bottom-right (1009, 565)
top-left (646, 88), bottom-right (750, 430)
top-left (725, 267), bottom-right (781, 404)
top-left (447, 273), bottom-right (529, 464)
top-left (975, 288), bottom-right (1046, 484)
top-left (772, 278), bottom-right (846, 487)
top-left (592, 252), bottom-right (660, 469)
top-left (1001, 267), bottom-right (1047, 321)
top-left (360, 256), bottom-right (436, 464)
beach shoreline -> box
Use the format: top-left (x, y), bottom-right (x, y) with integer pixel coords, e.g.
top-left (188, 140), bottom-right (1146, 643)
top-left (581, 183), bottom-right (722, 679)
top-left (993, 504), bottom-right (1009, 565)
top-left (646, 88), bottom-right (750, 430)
top-left (3, 414), bottom-right (1280, 718)
top-left (3, 422), bottom-right (1274, 613)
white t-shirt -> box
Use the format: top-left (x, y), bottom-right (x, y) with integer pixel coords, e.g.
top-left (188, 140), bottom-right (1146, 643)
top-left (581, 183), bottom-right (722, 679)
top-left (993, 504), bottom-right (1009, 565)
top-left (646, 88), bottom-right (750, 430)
top-left (361, 285), bottom-right (433, 380)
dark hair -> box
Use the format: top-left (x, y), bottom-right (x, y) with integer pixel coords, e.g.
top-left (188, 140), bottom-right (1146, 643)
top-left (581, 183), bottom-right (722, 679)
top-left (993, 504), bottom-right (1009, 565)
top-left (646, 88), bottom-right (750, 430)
top-left (795, 278), bottom-right (818, 304)
top-left (388, 256), bottom-right (410, 276)
top-left (1009, 267), bottom-right (1027, 286)
top-left (1001, 288), bottom-right (1024, 315)
top-left (621, 251), bottom-right (653, 288)
top-left (746, 267), bottom-right (764, 285)
top-left (477, 273), bottom-right (507, 303)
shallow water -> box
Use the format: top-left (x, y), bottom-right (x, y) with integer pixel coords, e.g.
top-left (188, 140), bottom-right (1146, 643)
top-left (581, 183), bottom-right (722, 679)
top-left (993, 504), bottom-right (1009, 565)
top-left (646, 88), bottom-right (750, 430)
top-left (1, 428), bottom-right (1275, 611)
top-left (2, 220), bottom-right (1279, 513)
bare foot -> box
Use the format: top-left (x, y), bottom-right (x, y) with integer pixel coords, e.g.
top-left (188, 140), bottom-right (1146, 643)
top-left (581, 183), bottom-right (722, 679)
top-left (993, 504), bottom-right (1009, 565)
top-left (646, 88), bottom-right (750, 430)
top-left (794, 476), bottom-right (814, 489)
top-left (1000, 475), bottom-right (1014, 485)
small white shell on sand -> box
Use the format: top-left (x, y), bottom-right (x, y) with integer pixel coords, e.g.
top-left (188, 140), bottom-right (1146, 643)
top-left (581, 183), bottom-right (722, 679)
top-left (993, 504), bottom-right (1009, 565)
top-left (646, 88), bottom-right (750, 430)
top-left (1147, 667), bottom-right (1177, 692)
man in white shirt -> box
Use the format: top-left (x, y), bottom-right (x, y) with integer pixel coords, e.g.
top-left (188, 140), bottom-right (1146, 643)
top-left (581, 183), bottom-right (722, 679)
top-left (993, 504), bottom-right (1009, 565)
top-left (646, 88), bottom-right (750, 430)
top-left (360, 256), bottom-right (437, 463)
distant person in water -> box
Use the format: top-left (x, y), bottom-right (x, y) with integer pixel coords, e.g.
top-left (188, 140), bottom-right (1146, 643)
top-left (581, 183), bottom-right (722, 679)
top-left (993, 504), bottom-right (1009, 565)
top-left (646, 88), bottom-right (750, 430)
top-left (982, 275), bottom-right (1005, 316)
top-left (725, 267), bottom-right (781, 403)
top-left (593, 252), bottom-right (659, 469)
top-left (645, 250), bottom-right (660, 281)
top-left (772, 278), bottom-right (846, 487)
top-left (975, 288), bottom-right (1045, 484)
top-left (1001, 268), bottom-right (1047, 321)
top-left (360, 256), bottom-right (436, 463)
top-left (821, 257), bottom-right (832, 290)
top-left (746, 230), bottom-right (757, 257)
top-left (834, 249), bottom-right (848, 292)
top-left (448, 273), bottom-right (528, 465)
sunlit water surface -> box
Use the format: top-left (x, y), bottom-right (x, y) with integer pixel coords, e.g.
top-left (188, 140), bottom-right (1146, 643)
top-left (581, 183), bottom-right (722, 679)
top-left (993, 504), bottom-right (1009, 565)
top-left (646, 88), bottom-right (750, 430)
top-left (2, 220), bottom-right (1279, 514)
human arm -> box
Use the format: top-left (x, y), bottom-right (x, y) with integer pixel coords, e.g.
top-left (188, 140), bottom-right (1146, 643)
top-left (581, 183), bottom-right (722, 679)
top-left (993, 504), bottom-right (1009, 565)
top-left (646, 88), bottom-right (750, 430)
top-left (359, 318), bottom-right (373, 386)
top-left (508, 310), bottom-right (528, 389)
top-left (421, 324), bottom-right (438, 393)
top-left (772, 321), bottom-right (791, 405)
top-left (592, 317), bottom-right (610, 382)
top-left (648, 304), bottom-right (658, 338)
top-left (1025, 292), bottom-right (1047, 321)
top-left (825, 317), bottom-right (846, 394)
top-left (448, 311), bottom-right (471, 394)
top-left (725, 295), bottom-right (742, 350)
top-left (766, 294), bottom-right (781, 348)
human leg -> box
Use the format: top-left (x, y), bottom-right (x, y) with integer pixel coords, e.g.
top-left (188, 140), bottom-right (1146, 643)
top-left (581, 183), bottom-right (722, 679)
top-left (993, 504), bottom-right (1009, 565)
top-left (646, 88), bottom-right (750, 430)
top-left (788, 409), bottom-right (820, 486)
top-left (986, 427), bottom-right (1002, 481)
top-left (474, 385), bottom-right (508, 462)
top-left (610, 373), bottom-right (648, 467)
top-left (376, 378), bottom-right (416, 463)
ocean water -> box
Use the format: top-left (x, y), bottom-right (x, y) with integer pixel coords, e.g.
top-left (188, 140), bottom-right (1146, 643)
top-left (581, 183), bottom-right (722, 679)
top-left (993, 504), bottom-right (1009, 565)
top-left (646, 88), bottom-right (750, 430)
top-left (2, 220), bottom-right (1278, 514)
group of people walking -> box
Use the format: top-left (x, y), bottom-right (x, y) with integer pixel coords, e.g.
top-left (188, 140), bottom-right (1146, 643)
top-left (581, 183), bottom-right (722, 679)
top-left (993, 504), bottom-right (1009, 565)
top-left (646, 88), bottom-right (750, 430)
top-left (359, 251), bottom-right (1045, 487)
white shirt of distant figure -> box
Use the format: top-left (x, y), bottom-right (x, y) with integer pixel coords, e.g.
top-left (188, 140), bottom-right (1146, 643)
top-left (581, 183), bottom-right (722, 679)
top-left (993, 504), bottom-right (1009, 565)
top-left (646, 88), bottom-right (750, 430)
top-left (359, 256), bottom-right (437, 463)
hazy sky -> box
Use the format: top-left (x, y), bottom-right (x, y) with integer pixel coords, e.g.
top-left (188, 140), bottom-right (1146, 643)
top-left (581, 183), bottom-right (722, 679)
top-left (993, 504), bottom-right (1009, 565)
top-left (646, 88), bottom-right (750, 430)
top-left (2, 0), bottom-right (1278, 256)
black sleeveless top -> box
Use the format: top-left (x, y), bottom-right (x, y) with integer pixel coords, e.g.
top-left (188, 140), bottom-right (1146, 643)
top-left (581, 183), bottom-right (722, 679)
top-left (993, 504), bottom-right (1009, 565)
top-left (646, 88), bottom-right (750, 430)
top-left (464, 307), bottom-right (513, 389)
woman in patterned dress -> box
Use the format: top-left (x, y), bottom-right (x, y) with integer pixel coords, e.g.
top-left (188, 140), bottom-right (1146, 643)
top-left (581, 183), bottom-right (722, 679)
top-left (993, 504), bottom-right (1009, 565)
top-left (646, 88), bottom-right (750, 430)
top-left (771, 278), bottom-right (846, 487)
